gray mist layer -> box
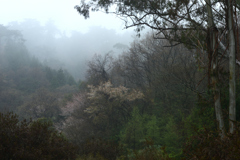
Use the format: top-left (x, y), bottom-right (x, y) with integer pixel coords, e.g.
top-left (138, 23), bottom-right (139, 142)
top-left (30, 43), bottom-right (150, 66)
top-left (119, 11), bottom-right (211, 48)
top-left (7, 19), bottom-right (135, 81)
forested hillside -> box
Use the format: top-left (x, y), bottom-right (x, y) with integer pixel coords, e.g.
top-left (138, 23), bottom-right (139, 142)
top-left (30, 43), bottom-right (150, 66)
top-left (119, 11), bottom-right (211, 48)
top-left (7, 19), bottom-right (133, 80)
top-left (2, 0), bottom-right (240, 159)
top-left (0, 25), bottom-right (77, 119)
top-left (60, 33), bottom-right (215, 159)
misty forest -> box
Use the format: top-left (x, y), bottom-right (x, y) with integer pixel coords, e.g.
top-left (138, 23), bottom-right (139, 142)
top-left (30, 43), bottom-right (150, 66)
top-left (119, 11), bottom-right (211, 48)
top-left (1, 0), bottom-right (240, 160)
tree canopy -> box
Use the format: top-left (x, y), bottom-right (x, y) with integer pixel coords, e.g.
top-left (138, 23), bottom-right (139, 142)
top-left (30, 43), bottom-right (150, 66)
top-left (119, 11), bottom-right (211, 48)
top-left (76, 0), bottom-right (239, 137)
top-left (0, 112), bottom-right (78, 160)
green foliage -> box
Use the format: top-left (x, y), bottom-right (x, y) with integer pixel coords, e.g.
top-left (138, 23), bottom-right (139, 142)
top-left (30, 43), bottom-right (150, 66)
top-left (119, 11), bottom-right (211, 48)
top-left (0, 112), bottom-right (78, 160)
top-left (80, 138), bottom-right (123, 160)
top-left (61, 93), bottom-right (74, 106)
top-left (183, 126), bottom-right (240, 160)
top-left (85, 81), bottom-right (143, 139)
top-left (127, 139), bottom-right (171, 160)
top-left (78, 80), bottom-right (88, 91)
top-left (220, 81), bottom-right (240, 123)
top-left (57, 68), bottom-right (66, 86)
top-left (182, 87), bottom-right (240, 159)
top-left (184, 105), bottom-right (215, 137)
top-left (44, 67), bottom-right (76, 89)
top-left (145, 114), bottom-right (159, 143)
top-left (4, 42), bottom-right (30, 70)
top-left (15, 67), bottom-right (49, 93)
top-left (0, 88), bottom-right (23, 112)
top-left (161, 116), bottom-right (182, 158)
top-left (120, 107), bottom-right (160, 150)
top-left (17, 88), bottom-right (61, 121)
top-left (0, 25), bottom-right (77, 116)
top-left (67, 75), bottom-right (77, 86)
top-left (120, 107), bottom-right (144, 150)
top-left (120, 107), bottom-right (183, 158)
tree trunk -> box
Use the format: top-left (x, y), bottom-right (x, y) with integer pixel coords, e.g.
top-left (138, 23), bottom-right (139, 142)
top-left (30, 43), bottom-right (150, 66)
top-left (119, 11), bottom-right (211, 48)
top-left (205, 0), bottom-right (225, 138)
top-left (228, 0), bottom-right (236, 134)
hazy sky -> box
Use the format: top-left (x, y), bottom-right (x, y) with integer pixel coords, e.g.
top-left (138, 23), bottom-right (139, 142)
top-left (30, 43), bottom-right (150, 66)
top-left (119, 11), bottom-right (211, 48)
top-left (0, 0), bottom-right (130, 34)
top-left (0, 0), bottom-right (139, 80)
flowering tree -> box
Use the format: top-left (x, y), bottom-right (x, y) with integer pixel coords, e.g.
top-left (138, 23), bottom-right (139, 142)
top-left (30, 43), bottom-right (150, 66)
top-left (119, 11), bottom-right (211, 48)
top-left (76, 0), bottom-right (239, 137)
top-left (60, 92), bottom-right (94, 146)
top-left (85, 81), bottom-right (143, 126)
top-left (61, 81), bottom-right (144, 144)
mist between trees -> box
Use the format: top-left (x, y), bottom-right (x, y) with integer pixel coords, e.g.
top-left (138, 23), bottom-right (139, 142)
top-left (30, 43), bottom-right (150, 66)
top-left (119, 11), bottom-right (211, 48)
top-left (5, 19), bottom-right (134, 81)
top-left (1, 0), bottom-right (240, 159)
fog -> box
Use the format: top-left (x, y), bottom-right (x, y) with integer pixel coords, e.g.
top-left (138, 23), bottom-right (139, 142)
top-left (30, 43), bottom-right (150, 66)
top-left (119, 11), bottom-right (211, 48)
top-left (0, 0), bottom-right (129, 33)
top-left (0, 1), bottom-right (221, 158)
top-left (0, 0), bottom-right (137, 80)
top-left (1, 1), bottom-right (237, 159)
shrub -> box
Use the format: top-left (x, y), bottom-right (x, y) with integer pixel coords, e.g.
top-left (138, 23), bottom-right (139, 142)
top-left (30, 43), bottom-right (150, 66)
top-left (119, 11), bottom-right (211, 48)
top-left (128, 139), bottom-right (171, 160)
top-left (0, 112), bottom-right (78, 160)
top-left (80, 137), bottom-right (123, 160)
top-left (183, 127), bottom-right (240, 160)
